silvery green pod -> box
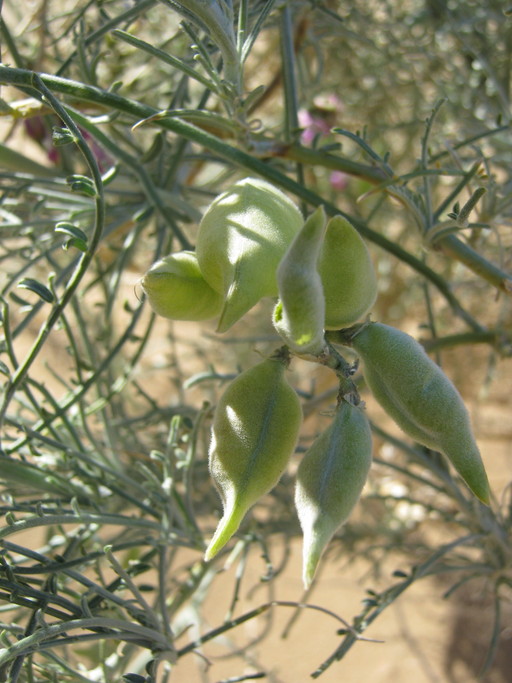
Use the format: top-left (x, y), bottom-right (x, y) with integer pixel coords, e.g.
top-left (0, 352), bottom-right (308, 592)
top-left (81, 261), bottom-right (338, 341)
top-left (351, 322), bottom-right (490, 503)
top-left (295, 399), bottom-right (372, 588)
top-left (205, 354), bottom-right (303, 560)
top-left (141, 251), bottom-right (223, 321)
top-left (318, 216), bottom-right (377, 329)
top-left (273, 206), bottom-right (327, 355)
top-left (196, 177), bottom-right (304, 332)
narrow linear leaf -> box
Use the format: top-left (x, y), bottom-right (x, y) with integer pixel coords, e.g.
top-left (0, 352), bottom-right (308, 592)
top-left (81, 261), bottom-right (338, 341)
top-left (101, 164), bottom-right (119, 185)
top-left (55, 222), bottom-right (89, 243)
top-left (240, 0), bottom-right (277, 63)
top-left (457, 187), bottom-right (487, 225)
top-left (112, 28), bottom-right (216, 90)
top-left (63, 237), bottom-right (88, 253)
top-left (133, 108), bottom-right (239, 137)
top-left (17, 278), bottom-right (55, 304)
top-left (66, 174), bottom-right (97, 197)
top-left (52, 126), bottom-right (78, 146)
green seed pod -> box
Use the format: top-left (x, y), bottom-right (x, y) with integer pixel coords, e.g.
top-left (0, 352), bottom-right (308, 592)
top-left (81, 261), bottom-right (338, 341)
top-left (295, 400), bottom-right (372, 588)
top-left (273, 206), bottom-right (327, 355)
top-left (318, 216), bottom-right (377, 330)
top-left (351, 322), bottom-right (490, 503)
top-left (205, 355), bottom-right (303, 560)
top-left (196, 177), bottom-right (304, 333)
top-left (141, 251), bottom-right (223, 321)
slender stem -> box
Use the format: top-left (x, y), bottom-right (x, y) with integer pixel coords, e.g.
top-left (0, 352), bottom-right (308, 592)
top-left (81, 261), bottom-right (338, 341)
top-left (311, 533), bottom-right (486, 677)
top-left (478, 590), bottom-right (502, 679)
top-left (421, 330), bottom-right (509, 353)
top-left (0, 617), bottom-right (172, 667)
top-left (436, 234), bottom-right (512, 294)
top-left (433, 161), bottom-right (482, 222)
top-left (104, 548), bottom-right (163, 633)
top-left (0, 513), bottom-right (162, 543)
top-left (0, 73), bottom-right (105, 433)
top-left (176, 600), bottom-right (361, 658)
top-left (112, 28), bottom-right (216, 91)
top-left (421, 100), bottom-right (446, 233)
top-left (273, 141), bottom-right (389, 183)
top-left (280, 4), bottom-right (299, 142)
top-left (56, 0), bottom-right (158, 76)
top-left (4, 298), bottom-right (146, 456)
top-left (70, 108), bottom-right (191, 247)
top-left (0, 67), bottom-right (494, 328)
top-left (158, 0), bottom-right (241, 91)
top-left (279, 3), bottom-right (305, 197)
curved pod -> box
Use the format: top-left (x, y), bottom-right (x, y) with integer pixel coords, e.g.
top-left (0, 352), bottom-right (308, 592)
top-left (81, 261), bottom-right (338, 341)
top-left (352, 322), bottom-right (490, 503)
top-left (295, 400), bottom-right (372, 587)
top-left (206, 356), bottom-right (303, 560)
top-left (318, 216), bottom-right (377, 329)
top-left (141, 251), bottom-right (223, 321)
top-left (196, 177), bottom-right (304, 332)
top-left (273, 206), bottom-right (327, 355)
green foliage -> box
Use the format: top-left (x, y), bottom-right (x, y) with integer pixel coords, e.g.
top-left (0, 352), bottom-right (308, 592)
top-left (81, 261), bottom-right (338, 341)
top-left (0, 0), bottom-right (511, 681)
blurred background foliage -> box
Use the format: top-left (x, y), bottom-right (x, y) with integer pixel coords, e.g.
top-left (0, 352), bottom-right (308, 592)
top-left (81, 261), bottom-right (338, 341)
top-left (0, 0), bottom-right (511, 681)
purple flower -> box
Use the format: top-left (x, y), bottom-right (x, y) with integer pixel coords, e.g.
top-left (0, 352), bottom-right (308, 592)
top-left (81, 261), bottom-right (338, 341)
top-left (23, 116), bottom-right (113, 172)
top-left (298, 94), bottom-right (344, 146)
top-left (329, 170), bottom-right (349, 191)
top-left (298, 109), bottom-right (332, 145)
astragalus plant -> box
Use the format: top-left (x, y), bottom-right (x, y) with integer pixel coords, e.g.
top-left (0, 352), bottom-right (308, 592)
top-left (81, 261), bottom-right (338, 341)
top-left (0, 1), bottom-right (511, 681)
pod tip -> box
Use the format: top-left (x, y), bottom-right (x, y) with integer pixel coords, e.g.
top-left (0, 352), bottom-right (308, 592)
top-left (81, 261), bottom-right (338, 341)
top-left (204, 507), bottom-right (244, 561)
top-left (301, 528), bottom-right (331, 589)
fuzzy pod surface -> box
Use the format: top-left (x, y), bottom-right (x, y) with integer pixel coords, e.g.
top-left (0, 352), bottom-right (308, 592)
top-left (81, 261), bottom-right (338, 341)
top-left (351, 322), bottom-right (490, 503)
top-left (273, 206), bottom-right (327, 355)
top-left (295, 399), bottom-right (372, 587)
top-left (196, 177), bottom-right (304, 332)
top-left (141, 251), bottom-right (223, 321)
top-left (318, 216), bottom-right (377, 329)
top-left (205, 355), bottom-right (303, 560)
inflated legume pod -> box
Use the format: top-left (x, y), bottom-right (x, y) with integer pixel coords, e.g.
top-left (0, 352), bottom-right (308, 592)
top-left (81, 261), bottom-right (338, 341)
top-left (196, 177), bottom-right (304, 332)
top-left (205, 354), bottom-right (303, 560)
top-left (318, 216), bottom-right (377, 329)
top-left (351, 322), bottom-right (490, 503)
top-left (273, 206), bottom-right (327, 355)
top-left (295, 399), bottom-right (372, 588)
top-left (141, 251), bottom-right (223, 321)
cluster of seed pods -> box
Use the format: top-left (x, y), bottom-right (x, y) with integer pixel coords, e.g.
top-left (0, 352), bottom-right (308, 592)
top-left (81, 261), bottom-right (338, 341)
top-left (142, 177), bottom-right (490, 586)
